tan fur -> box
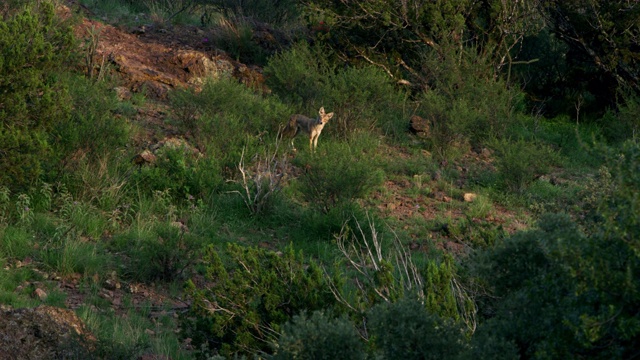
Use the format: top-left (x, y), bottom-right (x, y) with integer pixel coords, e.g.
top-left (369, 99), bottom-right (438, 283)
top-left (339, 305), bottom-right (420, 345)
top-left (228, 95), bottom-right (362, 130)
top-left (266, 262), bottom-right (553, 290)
top-left (282, 107), bottom-right (334, 152)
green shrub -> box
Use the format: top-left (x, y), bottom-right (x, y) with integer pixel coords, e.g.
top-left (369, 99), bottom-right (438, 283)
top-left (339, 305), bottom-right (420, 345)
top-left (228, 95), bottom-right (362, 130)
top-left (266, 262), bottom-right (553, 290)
top-left (0, 186), bottom-right (10, 224)
top-left (272, 311), bottom-right (366, 360)
top-left (40, 238), bottom-right (107, 277)
top-left (294, 140), bottom-right (384, 213)
top-left (79, 0), bottom-right (146, 26)
top-left (368, 298), bottom-right (468, 360)
top-left (0, 1), bottom-right (76, 191)
top-left (605, 89), bottom-right (640, 142)
top-left (461, 322), bottom-right (519, 360)
top-left (184, 243), bottom-right (337, 357)
top-left (208, 0), bottom-right (300, 25)
top-left (490, 138), bottom-right (557, 193)
top-left (50, 74), bottom-right (131, 170)
top-left (264, 42), bottom-right (333, 106)
top-left (323, 65), bottom-right (408, 139)
top-left (131, 145), bottom-right (222, 200)
top-left (113, 222), bottom-right (203, 283)
top-left (415, 44), bottom-right (524, 153)
top-left (472, 154), bottom-right (640, 360)
top-left (0, 226), bottom-right (34, 260)
top-left (209, 14), bottom-right (268, 64)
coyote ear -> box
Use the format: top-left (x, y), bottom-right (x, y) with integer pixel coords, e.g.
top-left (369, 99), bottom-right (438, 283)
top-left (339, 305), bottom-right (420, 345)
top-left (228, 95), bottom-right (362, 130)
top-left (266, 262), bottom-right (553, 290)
top-left (327, 112), bottom-right (334, 119)
top-left (319, 107), bottom-right (325, 115)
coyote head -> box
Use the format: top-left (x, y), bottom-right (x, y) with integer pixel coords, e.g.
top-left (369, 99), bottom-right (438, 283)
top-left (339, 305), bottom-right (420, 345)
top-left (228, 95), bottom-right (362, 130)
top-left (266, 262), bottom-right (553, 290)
top-left (318, 107), bottom-right (334, 125)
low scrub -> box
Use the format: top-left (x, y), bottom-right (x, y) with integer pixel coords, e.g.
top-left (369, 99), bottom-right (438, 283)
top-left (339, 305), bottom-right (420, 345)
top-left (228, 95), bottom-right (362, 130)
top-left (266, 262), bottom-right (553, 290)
top-left (490, 138), bottom-right (558, 193)
top-left (113, 221), bottom-right (204, 283)
top-left (184, 243), bottom-right (337, 357)
top-left (293, 140), bottom-right (384, 214)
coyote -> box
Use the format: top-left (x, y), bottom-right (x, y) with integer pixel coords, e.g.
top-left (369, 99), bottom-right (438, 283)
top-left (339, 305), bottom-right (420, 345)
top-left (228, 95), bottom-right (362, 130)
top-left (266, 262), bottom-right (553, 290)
top-left (282, 107), bottom-right (334, 152)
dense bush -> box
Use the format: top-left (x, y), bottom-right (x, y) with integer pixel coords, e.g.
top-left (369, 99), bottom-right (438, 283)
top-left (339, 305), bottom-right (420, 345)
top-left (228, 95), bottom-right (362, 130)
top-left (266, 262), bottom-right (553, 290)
top-left (263, 42), bottom-right (333, 106)
top-left (207, 0), bottom-right (300, 25)
top-left (113, 221), bottom-right (204, 282)
top-left (368, 298), bottom-right (468, 360)
top-left (607, 89), bottom-right (640, 142)
top-left (490, 137), bottom-right (557, 193)
top-left (294, 140), bottom-right (384, 213)
top-left (471, 142), bottom-right (640, 358)
top-left (130, 144), bottom-right (222, 200)
top-left (415, 44), bottom-right (525, 157)
top-left (272, 311), bottom-right (365, 360)
top-left (184, 243), bottom-right (338, 357)
top-left (0, 1), bottom-right (76, 190)
top-left (50, 75), bottom-right (131, 165)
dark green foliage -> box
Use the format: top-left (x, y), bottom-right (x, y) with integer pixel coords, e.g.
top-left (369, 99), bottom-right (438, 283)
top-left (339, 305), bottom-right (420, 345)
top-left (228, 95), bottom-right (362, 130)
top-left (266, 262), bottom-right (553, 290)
top-left (264, 42), bottom-right (334, 106)
top-left (470, 215), bottom-right (585, 358)
top-left (272, 311), bottom-right (365, 360)
top-left (294, 140), bottom-right (384, 213)
top-left (472, 141), bottom-right (640, 358)
top-left (368, 297), bottom-right (467, 360)
top-left (303, 0), bottom-right (473, 83)
top-left (462, 322), bottom-right (519, 360)
top-left (0, 1), bottom-right (76, 190)
top-left (324, 65), bottom-right (408, 139)
top-left (416, 45), bottom-right (525, 157)
top-left (184, 243), bottom-right (338, 357)
top-left (210, 16), bottom-right (268, 65)
top-left (423, 255), bottom-right (465, 322)
top-left (539, 1), bottom-right (640, 108)
top-left (608, 89), bottom-right (640, 143)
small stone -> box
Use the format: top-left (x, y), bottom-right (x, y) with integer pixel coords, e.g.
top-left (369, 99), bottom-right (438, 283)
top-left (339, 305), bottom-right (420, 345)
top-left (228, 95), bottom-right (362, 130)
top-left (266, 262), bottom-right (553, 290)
top-left (34, 288), bottom-right (48, 301)
top-left (463, 193), bottom-right (477, 202)
top-left (104, 278), bottom-right (121, 290)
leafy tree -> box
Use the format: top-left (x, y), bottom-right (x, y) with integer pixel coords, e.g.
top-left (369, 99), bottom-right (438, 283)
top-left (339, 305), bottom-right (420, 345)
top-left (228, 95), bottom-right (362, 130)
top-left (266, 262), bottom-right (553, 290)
top-left (0, 1), bottom-right (76, 190)
top-left (539, 1), bottom-right (640, 97)
top-left (302, 0), bottom-right (541, 88)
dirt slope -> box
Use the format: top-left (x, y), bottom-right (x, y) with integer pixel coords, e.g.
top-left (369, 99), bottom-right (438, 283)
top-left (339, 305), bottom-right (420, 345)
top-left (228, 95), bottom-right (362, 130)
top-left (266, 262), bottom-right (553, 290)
top-left (66, 4), bottom-right (266, 99)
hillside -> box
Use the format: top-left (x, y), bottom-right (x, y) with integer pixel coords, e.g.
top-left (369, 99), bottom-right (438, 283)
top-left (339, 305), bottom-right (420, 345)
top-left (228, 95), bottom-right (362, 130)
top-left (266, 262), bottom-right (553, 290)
top-left (1, 1), bottom-right (639, 359)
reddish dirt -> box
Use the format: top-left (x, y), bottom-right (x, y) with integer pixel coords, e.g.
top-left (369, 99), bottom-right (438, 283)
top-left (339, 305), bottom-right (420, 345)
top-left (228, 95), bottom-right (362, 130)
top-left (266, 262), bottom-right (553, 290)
top-left (63, 3), bottom-right (266, 100)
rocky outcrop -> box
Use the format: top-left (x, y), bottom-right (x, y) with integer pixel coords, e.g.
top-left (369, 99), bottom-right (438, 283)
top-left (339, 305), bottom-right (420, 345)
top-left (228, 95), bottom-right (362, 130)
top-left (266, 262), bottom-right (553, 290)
top-left (71, 7), bottom-right (266, 99)
top-left (0, 305), bottom-right (96, 360)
